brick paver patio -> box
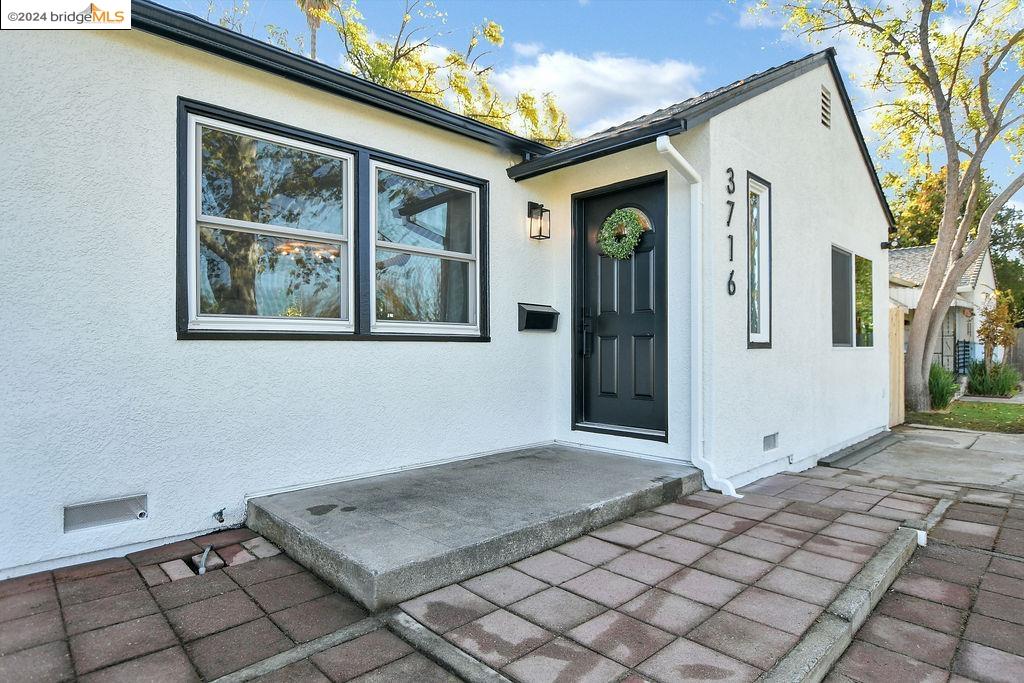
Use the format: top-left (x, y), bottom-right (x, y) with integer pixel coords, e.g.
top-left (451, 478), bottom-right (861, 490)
top-left (828, 492), bottom-right (1024, 683)
top-left (1, 465), bottom-right (1020, 682)
top-left (397, 467), bottom-right (957, 682)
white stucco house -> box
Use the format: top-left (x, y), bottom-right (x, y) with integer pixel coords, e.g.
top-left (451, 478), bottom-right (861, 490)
top-left (889, 244), bottom-right (998, 372)
top-left (0, 1), bottom-right (894, 578)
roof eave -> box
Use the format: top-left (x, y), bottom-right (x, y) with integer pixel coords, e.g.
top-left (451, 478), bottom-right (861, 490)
top-left (506, 119), bottom-right (684, 181)
top-left (130, 0), bottom-right (550, 157)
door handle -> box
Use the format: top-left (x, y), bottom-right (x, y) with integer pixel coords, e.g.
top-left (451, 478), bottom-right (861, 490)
top-left (581, 308), bottom-right (594, 357)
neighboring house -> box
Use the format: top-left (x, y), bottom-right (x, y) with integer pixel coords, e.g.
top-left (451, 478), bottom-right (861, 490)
top-left (0, 1), bottom-right (893, 577)
top-left (889, 244), bottom-right (998, 372)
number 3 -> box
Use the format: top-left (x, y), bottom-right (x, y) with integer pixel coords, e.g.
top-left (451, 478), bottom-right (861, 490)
top-left (726, 168), bottom-right (735, 195)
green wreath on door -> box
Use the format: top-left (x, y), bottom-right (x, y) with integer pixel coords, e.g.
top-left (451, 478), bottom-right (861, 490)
top-left (598, 208), bottom-right (645, 260)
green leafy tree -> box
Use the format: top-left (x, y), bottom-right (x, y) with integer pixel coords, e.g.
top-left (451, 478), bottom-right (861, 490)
top-left (890, 168), bottom-right (1024, 312)
top-left (765, 0), bottom-right (1024, 411)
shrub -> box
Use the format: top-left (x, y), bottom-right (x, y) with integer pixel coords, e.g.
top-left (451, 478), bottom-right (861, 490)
top-left (967, 361), bottom-right (1021, 397)
top-left (929, 363), bottom-right (958, 409)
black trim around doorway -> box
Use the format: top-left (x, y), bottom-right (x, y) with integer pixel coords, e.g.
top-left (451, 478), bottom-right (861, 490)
top-left (570, 172), bottom-right (669, 443)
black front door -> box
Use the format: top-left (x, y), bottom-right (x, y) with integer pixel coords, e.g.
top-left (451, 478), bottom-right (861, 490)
top-left (574, 175), bottom-right (667, 439)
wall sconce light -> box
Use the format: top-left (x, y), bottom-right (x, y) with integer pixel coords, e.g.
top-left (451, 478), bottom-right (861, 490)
top-left (528, 201), bottom-right (551, 240)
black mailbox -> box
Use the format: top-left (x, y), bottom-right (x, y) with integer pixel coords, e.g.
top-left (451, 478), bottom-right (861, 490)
top-left (518, 303), bottom-right (559, 332)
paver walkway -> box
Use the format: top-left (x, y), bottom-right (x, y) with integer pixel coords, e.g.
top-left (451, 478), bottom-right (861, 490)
top-left (0, 530), bottom-right (449, 682)
top-left (2, 463), bottom-right (1019, 682)
top-left (396, 467), bottom-right (953, 682)
top-left (828, 484), bottom-right (1024, 683)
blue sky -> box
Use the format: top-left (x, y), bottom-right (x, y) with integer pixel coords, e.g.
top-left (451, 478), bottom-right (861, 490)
top-left (164, 0), bottom-right (1021, 196)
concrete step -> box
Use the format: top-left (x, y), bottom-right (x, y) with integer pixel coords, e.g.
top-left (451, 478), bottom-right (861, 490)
top-left (247, 444), bottom-right (701, 610)
top-left (818, 431), bottom-right (902, 469)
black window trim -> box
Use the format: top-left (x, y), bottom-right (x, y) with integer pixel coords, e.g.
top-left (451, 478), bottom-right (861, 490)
top-left (747, 172), bottom-right (772, 350)
top-left (176, 97), bottom-right (490, 342)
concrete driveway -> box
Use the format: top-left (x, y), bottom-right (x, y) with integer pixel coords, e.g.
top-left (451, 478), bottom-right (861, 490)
top-left (844, 426), bottom-right (1024, 492)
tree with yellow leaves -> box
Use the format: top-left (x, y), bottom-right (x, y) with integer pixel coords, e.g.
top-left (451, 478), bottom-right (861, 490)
top-left (978, 290), bottom-right (1020, 369)
top-left (761, 0), bottom-right (1023, 411)
top-left (313, 0), bottom-right (571, 145)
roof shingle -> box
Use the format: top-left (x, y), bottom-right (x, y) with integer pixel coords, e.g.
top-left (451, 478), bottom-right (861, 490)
top-left (888, 244), bottom-right (986, 288)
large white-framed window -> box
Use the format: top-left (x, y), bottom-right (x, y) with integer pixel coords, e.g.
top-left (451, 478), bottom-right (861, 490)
top-left (831, 246), bottom-right (874, 347)
top-left (186, 114), bottom-right (355, 333)
top-left (747, 174), bottom-right (772, 347)
top-left (370, 161), bottom-right (481, 335)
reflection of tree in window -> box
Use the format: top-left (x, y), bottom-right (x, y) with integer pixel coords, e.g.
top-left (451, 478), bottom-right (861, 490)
top-left (198, 127), bottom-right (344, 317)
top-left (375, 170), bottom-right (471, 323)
top-left (855, 256), bottom-right (873, 346)
top-left (749, 190), bottom-right (761, 333)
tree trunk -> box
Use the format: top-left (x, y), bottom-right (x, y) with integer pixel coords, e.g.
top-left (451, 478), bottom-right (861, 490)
top-left (906, 310), bottom-right (934, 411)
top-left (310, 27), bottom-right (317, 60)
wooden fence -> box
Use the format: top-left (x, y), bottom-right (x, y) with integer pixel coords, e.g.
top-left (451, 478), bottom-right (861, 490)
top-left (1007, 329), bottom-right (1024, 374)
top-left (889, 305), bottom-right (906, 427)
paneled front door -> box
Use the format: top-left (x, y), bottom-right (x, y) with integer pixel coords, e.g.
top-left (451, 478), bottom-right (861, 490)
top-left (574, 174), bottom-right (667, 440)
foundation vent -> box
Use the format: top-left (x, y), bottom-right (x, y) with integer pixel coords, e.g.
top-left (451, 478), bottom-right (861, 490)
top-left (64, 495), bottom-right (148, 533)
top-left (763, 433), bottom-right (779, 452)
top-left (821, 86), bottom-right (832, 128)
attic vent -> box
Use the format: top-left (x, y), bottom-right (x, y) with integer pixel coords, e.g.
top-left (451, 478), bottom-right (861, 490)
top-left (821, 86), bottom-right (832, 128)
top-left (763, 432), bottom-right (779, 451)
top-left (64, 495), bottom-right (148, 532)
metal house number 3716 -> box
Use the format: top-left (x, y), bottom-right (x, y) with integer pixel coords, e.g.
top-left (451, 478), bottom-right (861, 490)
top-left (726, 167), bottom-right (736, 296)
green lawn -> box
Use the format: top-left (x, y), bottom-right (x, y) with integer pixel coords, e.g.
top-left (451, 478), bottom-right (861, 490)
top-left (907, 401), bottom-right (1024, 433)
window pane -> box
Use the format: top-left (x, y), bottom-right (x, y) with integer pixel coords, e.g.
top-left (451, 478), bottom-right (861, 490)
top-left (199, 227), bottom-right (344, 319)
top-left (201, 126), bottom-right (346, 234)
top-left (375, 248), bottom-right (470, 323)
top-left (855, 255), bottom-right (873, 347)
top-left (376, 169), bottom-right (473, 254)
top-left (748, 190), bottom-right (761, 335)
top-left (832, 248), bottom-right (853, 345)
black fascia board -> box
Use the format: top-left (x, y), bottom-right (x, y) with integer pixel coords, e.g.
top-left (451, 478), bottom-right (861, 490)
top-left (506, 118), bottom-right (685, 181)
top-left (131, 0), bottom-right (550, 157)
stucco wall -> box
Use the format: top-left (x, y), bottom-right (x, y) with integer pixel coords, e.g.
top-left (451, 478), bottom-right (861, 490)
top-left (0, 29), bottom-right (565, 576)
top-left (0, 28), bottom-right (893, 576)
top-left (703, 64), bottom-right (892, 484)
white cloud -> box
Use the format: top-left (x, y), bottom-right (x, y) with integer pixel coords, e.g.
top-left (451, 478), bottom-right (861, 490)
top-left (490, 51), bottom-right (704, 137)
top-left (737, 3), bottom-right (784, 30)
top-left (512, 42), bottom-right (542, 58)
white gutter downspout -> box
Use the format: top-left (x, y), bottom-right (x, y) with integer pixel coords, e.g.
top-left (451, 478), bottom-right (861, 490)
top-left (656, 135), bottom-right (740, 497)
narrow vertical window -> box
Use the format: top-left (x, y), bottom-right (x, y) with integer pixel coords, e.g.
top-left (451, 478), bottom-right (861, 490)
top-left (854, 255), bottom-right (874, 346)
top-left (832, 247), bottom-right (853, 346)
top-left (748, 175), bottom-right (772, 347)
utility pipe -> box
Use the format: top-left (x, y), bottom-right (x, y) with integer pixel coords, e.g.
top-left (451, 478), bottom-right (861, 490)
top-left (656, 135), bottom-right (739, 497)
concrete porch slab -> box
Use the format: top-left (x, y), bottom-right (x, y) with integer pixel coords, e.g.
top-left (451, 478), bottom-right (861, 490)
top-left (246, 445), bottom-right (701, 611)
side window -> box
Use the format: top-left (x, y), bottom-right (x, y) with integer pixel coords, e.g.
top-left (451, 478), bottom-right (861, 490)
top-left (748, 175), bottom-right (772, 347)
top-left (832, 246), bottom-right (873, 347)
top-left (855, 255), bottom-right (874, 346)
top-left (831, 247), bottom-right (853, 346)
